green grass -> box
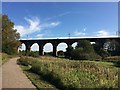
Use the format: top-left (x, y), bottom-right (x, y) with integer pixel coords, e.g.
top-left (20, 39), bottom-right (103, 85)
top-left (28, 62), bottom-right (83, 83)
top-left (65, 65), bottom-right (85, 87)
top-left (0, 53), bottom-right (19, 65)
top-left (0, 53), bottom-right (15, 64)
top-left (20, 65), bottom-right (57, 90)
top-left (18, 56), bottom-right (119, 89)
top-left (83, 60), bottom-right (116, 68)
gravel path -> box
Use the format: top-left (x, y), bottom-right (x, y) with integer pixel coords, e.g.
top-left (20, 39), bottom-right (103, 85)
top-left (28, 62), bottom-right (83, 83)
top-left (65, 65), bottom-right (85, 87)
top-left (2, 57), bottom-right (36, 89)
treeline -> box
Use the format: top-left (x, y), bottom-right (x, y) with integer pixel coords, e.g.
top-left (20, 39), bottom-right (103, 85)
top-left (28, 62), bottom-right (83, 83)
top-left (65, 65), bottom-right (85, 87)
top-left (65, 39), bottom-right (120, 60)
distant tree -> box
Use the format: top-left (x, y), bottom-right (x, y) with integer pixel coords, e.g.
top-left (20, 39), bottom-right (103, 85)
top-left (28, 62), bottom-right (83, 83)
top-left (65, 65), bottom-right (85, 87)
top-left (99, 48), bottom-right (110, 59)
top-left (76, 40), bottom-right (95, 53)
top-left (2, 15), bottom-right (20, 54)
top-left (115, 40), bottom-right (120, 56)
top-left (108, 40), bottom-right (120, 56)
top-left (71, 40), bottom-right (100, 60)
top-left (93, 39), bottom-right (110, 58)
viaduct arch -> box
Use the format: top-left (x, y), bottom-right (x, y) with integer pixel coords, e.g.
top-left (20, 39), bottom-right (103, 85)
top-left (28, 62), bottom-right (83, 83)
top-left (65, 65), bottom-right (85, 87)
top-left (20, 37), bottom-right (119, 56)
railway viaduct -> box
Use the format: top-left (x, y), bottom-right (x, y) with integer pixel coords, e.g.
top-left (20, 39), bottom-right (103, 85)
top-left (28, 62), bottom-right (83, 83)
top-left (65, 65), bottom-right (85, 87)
top-left (20, 37), bottom-right (119, 56)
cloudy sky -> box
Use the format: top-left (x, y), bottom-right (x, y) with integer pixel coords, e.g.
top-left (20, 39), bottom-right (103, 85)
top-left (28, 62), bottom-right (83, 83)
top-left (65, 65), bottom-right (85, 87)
top-left (2, 2), bottom-right (118, 52)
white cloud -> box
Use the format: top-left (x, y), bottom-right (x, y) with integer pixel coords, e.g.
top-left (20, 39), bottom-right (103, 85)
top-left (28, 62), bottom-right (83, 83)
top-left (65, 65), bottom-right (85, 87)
top-left (96, 30), bottom-right (109, 37)
top-left (45, 12), bottom-right (71, 21)
top-left (74, 30), bottom-right (86, 36)
top-left (41, 21), bottom-right (60, 28)
top-left (74, 28), bottom-right (87, 36)
top-left (58, 12), bottom-right (71, 17)
top-left (14, 17), bottom-right (60, 37)
top-left (36, 34), bottom-right (45, 38)
top-left (83, 28), bottom-right (87, 31)
top-left (96, 30), bottom-right (116, 37)
top-left (14, 17), bottom-right (41, 36)
top-left (50, 22), bottom-right (60, 26)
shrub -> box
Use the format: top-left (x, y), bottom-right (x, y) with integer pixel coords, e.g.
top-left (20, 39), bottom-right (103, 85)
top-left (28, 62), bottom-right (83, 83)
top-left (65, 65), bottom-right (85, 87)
top-left (19, 51), bottom-right (39, 57)
top-left (71, 48), bottom-right (100, 60)
top-left (99, 48), bottom-right (110, 59)
top-left (30, 61), bottom-right (42, 74)
top-left (29, 51), bottom-right (39, 57)
top-left (18, 56), bottom-right (37, 66)
top-left (1, 53), bottom-right (13, 64)
top-left (57, 50), bottom-right (64, 57)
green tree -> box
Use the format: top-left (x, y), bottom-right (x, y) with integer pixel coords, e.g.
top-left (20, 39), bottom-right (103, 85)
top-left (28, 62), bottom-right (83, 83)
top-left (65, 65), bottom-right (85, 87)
top-left (93, 39), bottom-right (110, 58)
top-left (72, 40), bottom-right (100, 60)
top-left (2, 15), bottom-right (20, 54)
top-left (76, 40), bottom-right (95, 53)
top-left (108, 40), bottom-right (120, 56)
top-left (99, 48), bottom-right (109, 59)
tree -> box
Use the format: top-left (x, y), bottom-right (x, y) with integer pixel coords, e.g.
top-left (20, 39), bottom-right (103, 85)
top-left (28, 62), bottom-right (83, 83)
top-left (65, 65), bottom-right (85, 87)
top-left (76, 40), bottom-right (95, 53)
top-left (65, 40), bottom-right (100, 60)
top-left (71, 40), bottom-right (100, 60)
top-left (93, 39), bottom-right (110, 58)
top-left (99, 48), bottom-right (109, 59)
top-left (2, 15), bottom-right (20, 54)
top-left (108, 40), bottom-right (120, 56)
top-left (115, 40), bottom-right (120, 56)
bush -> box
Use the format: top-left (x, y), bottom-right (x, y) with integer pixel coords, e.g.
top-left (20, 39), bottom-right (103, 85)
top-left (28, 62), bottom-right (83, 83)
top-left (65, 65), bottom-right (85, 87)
top-left (57, 50), bottom-right (64, 57)
top-left (1, 53), bottom-right (13, 64)
top-left (19, 51), bottom-right (39, 57)
top-left (65, 40), bottom-right (101, 60)
top-left (71, 48), bottom-right (100, 60)
top-left (30, 61), bottom-right (42, 74)
top-left (99, 48), bottom-right (110, 59)
top-left (44, 52), bottom-right (53, 56)
top-left (18, 56), bottom-right (37, 66)
top-left (29, 51), bottom-right (39, 57)
top-left (19, 50), bottom-right (26, 56)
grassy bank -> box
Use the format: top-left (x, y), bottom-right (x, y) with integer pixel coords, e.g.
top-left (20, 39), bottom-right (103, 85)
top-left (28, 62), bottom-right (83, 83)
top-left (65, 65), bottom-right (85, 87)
top-left (0, 53), bottom-right (15, 64)
top-left (20, 65), bottom-right (57, 89)
top-left (18, 56), bottom-right (119, 89)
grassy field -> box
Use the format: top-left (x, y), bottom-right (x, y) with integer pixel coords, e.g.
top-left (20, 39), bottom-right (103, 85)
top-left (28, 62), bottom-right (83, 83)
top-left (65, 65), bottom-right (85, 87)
top-left (18, 56), bottom-right (119, 89)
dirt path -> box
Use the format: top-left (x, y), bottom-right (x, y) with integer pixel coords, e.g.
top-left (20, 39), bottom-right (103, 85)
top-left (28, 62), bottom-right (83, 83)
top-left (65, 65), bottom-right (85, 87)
top-left (2, 57), bottom-right (36, 89)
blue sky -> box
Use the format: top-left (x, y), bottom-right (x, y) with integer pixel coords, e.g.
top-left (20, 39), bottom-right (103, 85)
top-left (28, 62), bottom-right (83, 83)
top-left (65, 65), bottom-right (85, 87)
top-left (2, 2), bottom-right (118, 51)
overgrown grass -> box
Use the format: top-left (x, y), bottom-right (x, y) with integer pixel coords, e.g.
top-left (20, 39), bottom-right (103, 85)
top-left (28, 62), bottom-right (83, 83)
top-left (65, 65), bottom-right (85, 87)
top-left (20, 65), bottom-right (56, 90)
top-left (0, 53), bottom-right (15, 64)
top-left (18, 56), bottom-right (119, 89)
